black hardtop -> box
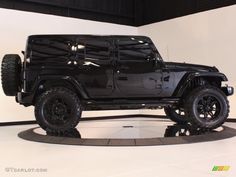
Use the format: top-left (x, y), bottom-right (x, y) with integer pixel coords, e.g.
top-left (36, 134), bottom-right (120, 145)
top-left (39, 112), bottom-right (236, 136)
top-left (28, 34), bottom-right (151, 41)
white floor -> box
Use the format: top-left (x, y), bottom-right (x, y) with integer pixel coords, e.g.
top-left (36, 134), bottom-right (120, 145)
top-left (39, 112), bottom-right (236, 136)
top-left (35, 118), bottom-right (173, 139)
top-left (0, 118), bottom-right (236, 177)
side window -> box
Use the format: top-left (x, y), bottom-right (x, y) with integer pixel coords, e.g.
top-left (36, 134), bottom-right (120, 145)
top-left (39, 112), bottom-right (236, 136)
top-left (85, 39), bottom-right (110, 60)
top-left (30, 38), bottom-right (70, 64)
top-left (118, 37), bottom-right (158, 73)
top-left (118, 38), bottom-right (154, 61)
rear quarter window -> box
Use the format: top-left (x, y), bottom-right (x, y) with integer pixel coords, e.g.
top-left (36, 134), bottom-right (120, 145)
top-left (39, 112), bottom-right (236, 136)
top-left (28, 38), bottom-right (71, 64)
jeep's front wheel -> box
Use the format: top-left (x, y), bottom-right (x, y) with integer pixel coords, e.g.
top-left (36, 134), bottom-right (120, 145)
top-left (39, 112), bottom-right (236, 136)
top-left (185, 86), bottom-right (229, 129)
top-left (35, 87), bottom-right (82, 132)
top-left (164, 107), bottom-right (188, 124)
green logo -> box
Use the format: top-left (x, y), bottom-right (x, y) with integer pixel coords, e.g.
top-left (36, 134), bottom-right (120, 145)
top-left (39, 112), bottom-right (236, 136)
top-left (212, 166), bottom-right (230, 171)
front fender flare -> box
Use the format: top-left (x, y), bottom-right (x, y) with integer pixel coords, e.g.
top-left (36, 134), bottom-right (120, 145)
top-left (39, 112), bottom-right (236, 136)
top-left (173, 72), bottom-right (228, 97)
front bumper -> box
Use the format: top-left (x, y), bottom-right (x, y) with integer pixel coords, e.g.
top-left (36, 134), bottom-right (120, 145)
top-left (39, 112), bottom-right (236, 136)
top-left (221, 86), bottom-right (234, 96)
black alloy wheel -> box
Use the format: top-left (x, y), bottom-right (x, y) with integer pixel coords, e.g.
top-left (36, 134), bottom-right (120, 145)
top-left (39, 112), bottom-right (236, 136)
top-left (185, 86), bottom-right (229, 129)
top-left (35, 87), bottom-right (82, 132)
top-left (196, 95), bottom-right (221, 121)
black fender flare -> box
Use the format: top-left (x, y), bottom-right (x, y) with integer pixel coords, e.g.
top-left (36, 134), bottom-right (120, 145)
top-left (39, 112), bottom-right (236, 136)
top-left (173, 72), bottom-right (228, 97)
top-left (33, 75), bottom-right (89, 99)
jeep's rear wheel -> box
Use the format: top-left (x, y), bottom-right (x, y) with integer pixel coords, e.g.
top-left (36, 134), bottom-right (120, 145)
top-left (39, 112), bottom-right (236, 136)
top-left (164, 107), bottom-right (188, 124)
top-left (1, 54), bottom-right (22, 96)
top-left (185, 86), bottom-right (229, 129)
top-left (35, 87), bottom-right (82, 132)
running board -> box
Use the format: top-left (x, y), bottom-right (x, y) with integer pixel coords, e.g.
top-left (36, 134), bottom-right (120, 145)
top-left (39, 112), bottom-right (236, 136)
top-left (83, 98), bottom-right (180, 111)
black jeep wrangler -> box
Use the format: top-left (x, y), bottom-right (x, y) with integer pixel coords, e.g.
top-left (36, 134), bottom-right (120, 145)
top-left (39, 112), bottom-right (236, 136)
top-left (1, 35), bottom-right (234, 132)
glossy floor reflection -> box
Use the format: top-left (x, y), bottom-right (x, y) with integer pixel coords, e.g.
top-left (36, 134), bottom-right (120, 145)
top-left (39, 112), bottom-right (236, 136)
top-left (18, 118), bottom-right (235, 146)
top-left (45, 122), bottom-right (222, 139)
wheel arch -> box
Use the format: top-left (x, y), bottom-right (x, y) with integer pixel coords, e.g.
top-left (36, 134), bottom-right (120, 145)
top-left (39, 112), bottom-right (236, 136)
top-left (32, 75), bottom-right (89, 104)
top-left (173, 72), bottom-right (228, 98)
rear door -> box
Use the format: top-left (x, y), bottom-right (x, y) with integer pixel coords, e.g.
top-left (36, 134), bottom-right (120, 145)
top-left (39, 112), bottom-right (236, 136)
top-left (114, 37), bottom-right (163, 98)
top-left (74, 36), bottom-right (114, 98)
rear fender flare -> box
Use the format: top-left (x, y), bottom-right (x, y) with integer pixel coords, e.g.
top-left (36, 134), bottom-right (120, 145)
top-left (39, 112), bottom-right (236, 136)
top-left (33, 75), bottom-right (89, 99)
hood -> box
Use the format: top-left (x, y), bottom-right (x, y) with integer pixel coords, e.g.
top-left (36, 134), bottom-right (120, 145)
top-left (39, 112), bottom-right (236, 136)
top-left (165, 62), bottom-right (219, 72)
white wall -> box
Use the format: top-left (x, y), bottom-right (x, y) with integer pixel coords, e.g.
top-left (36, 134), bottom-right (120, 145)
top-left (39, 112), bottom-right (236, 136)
top-left (139, 5), bottom-right (236, 118)
top-left (0, 8), bottom-right (138, 122)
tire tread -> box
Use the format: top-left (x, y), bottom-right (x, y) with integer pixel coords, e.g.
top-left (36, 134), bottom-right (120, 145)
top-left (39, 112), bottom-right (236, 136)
top-left (185, 85), bottom-right (229, 129)
top-left (34, 87), bottom-right (82, 132)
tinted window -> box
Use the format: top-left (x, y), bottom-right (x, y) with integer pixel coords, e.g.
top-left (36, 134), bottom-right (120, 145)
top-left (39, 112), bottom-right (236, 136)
top-left (118, 37), bottom-right (158, 73)
top-left (85, 39), bottom-right (110, 60)
top-left (28, 37), bottom-right (87, 65)
top-left (118, 37), bottom-right (155, 62)
top-left (29, 38), bottom-right (71, 64)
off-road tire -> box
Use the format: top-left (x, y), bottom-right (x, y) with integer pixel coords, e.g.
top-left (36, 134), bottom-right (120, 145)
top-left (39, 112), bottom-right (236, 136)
top-left (35, 87), bottom-right (82, 132)
top-left (185, 86), bottom-right (229, 129)
top-left (1, 54), bottom-right (21, 96)
top-left (164, 107), bottom-right (188, 124)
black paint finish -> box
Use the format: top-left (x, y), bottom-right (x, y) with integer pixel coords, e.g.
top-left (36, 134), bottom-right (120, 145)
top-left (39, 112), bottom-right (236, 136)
top-left (0, 0), bottom-right (235, 26)
top-left (17, 34), bottom-right (233, 111)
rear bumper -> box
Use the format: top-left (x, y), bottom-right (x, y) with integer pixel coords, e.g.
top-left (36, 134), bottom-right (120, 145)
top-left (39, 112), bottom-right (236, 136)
top-left (16, 92), bottom-right (34, 106)
top-left (221, 86), bottom-right (234, 96)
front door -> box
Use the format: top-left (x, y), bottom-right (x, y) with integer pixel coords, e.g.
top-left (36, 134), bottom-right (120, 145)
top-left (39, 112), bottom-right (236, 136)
top-left (115, 37), bottom-right (163, 98)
